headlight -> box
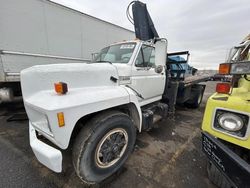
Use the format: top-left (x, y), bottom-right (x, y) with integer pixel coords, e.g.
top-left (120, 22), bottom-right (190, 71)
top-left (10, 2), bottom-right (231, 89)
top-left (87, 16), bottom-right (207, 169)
top-left (218, 113), bottom-right (243, 131)
top-left (214, 110), bottom-right (249, 138)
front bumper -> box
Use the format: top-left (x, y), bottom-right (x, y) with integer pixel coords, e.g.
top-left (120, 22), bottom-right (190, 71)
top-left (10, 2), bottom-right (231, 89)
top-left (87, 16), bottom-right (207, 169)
top-left (29, 122), bottom-right (62, 172)
top-left (202, 132), bottom-right (250, 188)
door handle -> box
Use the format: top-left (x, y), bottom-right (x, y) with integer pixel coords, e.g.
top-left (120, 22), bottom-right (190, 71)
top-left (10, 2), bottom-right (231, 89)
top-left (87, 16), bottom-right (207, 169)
top-left (136, 68), bottom-right (146, 71)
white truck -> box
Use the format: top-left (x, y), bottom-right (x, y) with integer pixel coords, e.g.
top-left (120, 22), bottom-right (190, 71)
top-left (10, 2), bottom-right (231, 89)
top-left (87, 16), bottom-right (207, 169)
top-left (0, 0), bottom-right (134, 103)
top-left (21, 1), bottom-right (208, 184)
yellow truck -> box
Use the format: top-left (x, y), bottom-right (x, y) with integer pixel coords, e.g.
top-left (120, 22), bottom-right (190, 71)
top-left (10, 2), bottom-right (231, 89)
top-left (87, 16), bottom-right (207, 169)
top-left (202, 34), bottom-right (250, 188)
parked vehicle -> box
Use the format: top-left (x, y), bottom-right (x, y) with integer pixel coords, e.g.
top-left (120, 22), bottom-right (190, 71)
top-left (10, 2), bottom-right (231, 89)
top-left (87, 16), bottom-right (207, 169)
top-left (210, 73), bottom-right (226, 81)
top-left (21, 1), bottom-right (209, 184)
top-left (202, 34), bottom-right (250, 188)
top-left (210, 74), bottom-right (232, 82)
top-left (0, 0), bottom-right (134, 103)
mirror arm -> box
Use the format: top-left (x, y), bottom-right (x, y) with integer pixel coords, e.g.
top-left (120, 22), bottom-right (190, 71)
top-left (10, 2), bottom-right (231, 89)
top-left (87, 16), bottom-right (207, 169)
top-left (153, 37), bottom-right (168, 44)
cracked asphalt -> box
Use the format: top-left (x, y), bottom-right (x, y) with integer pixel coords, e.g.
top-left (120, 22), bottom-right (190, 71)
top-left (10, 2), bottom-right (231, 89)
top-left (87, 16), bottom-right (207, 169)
top-left (0, 82), bottom-right (217, 188)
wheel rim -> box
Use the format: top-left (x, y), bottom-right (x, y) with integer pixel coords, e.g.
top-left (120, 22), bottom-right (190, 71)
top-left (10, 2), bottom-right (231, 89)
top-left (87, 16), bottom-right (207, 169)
top-left (197, 93), bottom-right (202, 104)
top-left (95, 128), bottom-right (128, 168)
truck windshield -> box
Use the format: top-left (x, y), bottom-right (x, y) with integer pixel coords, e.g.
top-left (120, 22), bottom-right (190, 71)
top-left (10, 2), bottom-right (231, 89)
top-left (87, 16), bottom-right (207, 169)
top-left (226, 42), bottom-right (250, 63)
top-left (94, 43), bottom-right (136, 64)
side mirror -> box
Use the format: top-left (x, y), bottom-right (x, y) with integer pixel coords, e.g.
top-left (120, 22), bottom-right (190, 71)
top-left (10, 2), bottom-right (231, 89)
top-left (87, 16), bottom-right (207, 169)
top-left (91, 53), bottom-right (99, 61)
top-left (155, 65), bottom-right (163, 73)
top-left (192, 68), bottom-right (198, 75)
top-left (155, 39), bottom-right (167, 67)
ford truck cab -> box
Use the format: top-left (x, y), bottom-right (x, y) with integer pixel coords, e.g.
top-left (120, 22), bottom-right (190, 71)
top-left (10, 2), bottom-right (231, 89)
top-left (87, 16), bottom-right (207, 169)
top-left (202, 34), bottom-right (250, 188)
top-left (21, 39), bottom-right (169, 183)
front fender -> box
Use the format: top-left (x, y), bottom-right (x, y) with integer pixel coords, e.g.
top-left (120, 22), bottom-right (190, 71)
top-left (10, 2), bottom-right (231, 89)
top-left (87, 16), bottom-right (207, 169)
top-left (25, 86), bottom-right (141, 149)
top-left (121, 86), bottom-right (142, 131)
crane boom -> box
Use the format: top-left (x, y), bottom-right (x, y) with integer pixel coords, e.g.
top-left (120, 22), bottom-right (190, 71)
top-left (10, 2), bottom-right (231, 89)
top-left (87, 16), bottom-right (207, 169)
top-left (131, 1), bottom-right (159, 41)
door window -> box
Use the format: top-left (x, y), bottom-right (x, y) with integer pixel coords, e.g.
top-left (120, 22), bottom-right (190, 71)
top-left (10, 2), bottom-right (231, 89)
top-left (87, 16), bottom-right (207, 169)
top-left (135, 45), bottom-right (155, 67)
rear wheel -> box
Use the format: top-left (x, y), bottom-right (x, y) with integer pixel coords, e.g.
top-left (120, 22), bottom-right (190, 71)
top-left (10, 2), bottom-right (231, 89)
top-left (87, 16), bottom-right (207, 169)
top-left (207, 161), bottom-right (232, 188)
top-left (72, 111), bottom-right (136, 184)
top-left (185, 85), bottom-right (205, 108)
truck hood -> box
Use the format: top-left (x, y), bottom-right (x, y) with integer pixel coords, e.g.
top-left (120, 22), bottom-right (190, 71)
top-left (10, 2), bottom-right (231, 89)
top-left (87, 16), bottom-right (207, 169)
top-left (21, 63), bottom-right (119, 99)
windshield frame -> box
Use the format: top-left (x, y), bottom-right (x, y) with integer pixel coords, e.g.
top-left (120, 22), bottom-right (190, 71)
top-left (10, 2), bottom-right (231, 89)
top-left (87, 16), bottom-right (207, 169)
top-left (226, 40), bottom-right (250, 63)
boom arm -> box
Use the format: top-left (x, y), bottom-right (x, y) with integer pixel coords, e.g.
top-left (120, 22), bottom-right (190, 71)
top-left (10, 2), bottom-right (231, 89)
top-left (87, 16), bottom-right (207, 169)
top-left (130, 1), bottom-right (159, 41)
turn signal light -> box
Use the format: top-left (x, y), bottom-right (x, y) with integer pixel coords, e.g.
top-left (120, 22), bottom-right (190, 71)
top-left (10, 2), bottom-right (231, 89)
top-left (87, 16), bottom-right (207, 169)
top-left (57, 112), bottom-right (65, 127)
top-left (219, 63), bottom-right (231, 75)
top-left (54, 82), bottom-right (68, 94)
top-left (216, 83), bottom-right (231, 94)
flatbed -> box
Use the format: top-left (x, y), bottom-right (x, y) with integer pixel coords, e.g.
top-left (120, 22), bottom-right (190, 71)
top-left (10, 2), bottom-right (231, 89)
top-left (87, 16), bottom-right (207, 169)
top-left (182, 75), bottom-right (210, 86)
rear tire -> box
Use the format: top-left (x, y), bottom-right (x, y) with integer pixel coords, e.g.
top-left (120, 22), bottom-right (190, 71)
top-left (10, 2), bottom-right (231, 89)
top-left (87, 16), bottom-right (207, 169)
top-left (72, 110), bottom-right (136, 184)
top-left (185, 85), bottom-right (204, 108)
top-left (207, 161), bottom-right (232, 188)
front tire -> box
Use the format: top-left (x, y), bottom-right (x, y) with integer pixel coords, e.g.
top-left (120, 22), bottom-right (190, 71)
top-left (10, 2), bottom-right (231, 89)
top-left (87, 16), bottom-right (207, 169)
top-left (72, 111), bottom-right (136, 184)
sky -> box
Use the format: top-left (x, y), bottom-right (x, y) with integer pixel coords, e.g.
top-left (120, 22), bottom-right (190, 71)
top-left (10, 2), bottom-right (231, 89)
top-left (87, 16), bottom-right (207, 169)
top-left (52, 0), bottom-right (250, 69)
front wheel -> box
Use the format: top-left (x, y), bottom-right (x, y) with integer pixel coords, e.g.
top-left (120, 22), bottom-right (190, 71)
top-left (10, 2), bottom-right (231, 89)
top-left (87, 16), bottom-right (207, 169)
top-left (72, 111), bottom-right (136, 184)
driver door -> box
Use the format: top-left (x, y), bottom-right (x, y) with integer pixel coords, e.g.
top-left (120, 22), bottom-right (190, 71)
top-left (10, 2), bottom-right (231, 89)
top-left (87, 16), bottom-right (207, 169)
top-left (130, 44), bottom-right (165, 105)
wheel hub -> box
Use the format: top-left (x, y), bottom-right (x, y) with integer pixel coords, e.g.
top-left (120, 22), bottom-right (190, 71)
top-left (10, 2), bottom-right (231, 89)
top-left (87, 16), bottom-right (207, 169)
top-left (95, 128), bottom-right (128, 168)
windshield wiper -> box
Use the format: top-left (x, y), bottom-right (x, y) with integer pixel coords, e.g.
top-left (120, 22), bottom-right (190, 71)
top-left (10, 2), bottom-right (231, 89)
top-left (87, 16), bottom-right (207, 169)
top-left (95, 60), bottom-right (112, 64)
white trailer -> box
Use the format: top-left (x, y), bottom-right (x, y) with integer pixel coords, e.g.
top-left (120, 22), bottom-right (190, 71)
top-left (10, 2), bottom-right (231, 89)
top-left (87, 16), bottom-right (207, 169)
top-left (0, 0), bottom-right (134, 102)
